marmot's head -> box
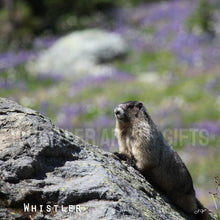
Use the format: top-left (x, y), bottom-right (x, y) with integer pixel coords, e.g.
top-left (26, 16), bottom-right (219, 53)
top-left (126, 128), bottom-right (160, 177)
top-left (114, 101), bottom-right (148, 124)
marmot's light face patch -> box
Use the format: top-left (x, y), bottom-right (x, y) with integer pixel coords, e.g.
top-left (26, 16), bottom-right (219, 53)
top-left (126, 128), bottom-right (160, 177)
top-left (114, 105), bottom-right (125, 120)
top-left (114, 101), bottom-right (143, 121)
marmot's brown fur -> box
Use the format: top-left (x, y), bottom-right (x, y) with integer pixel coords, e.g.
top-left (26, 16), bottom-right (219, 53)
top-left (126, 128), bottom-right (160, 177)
top-left (114, 101), bottom-right (210, 220)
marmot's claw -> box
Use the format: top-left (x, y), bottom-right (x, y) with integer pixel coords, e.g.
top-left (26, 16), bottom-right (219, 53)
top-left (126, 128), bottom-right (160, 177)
top-left (113, 152), bottom-right (127, 161)
top-left (113, 152), bottom-right (137, 169)
top-left (127, 158), bottom-right (137, 169)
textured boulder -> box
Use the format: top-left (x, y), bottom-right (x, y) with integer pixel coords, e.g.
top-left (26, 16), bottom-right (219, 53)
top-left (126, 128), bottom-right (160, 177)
top-left (28, 29), bottom-right (128, 79)
top-left (0, 98), bottom-right (210, 220)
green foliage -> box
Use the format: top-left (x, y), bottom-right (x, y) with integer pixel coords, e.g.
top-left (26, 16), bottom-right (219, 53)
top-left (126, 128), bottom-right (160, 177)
top-left (209, 177), bottom-right (220, 220)
top-left (114, 50), bottom-right (175, 74)
top-left (0, 0), bottom-right (123, 42)
top-left (21, 0), bottom-right (122, 33)
top-left (0, 0), bottom-right (170, 41)
top-left (127, 0), bottom-right (164, 7)
top-left (186, 0), bottom-right (215, 37)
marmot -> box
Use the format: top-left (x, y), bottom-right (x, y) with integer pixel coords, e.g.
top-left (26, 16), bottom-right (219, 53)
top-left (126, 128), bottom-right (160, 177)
top-left (114, 101), bottom-right (210, 220)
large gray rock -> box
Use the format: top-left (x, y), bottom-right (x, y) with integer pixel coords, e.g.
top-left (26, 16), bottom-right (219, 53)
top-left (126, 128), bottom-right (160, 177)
top-left (0, 98), bottom-right (211, 220)
top-left (28, 29), bottom-right (128, 79)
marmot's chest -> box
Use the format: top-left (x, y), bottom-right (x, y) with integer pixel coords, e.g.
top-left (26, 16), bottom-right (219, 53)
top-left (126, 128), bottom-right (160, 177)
top-left (124, 130), bottom-right (142, 155)
top-left (125, 135), bottom-right (134, 153)
top-left (123, 125), bottom-right (150, 150)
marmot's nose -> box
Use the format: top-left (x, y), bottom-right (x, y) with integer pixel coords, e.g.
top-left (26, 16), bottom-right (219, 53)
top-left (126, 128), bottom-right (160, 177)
top-left (115, 110), bottom-right (120, 116)
top-left (114, 107), bottom-right (123, 117)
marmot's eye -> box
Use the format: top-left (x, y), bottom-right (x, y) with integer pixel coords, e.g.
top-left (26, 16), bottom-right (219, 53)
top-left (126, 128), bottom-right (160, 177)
top-left (137, 103), bottom-right (143, 110)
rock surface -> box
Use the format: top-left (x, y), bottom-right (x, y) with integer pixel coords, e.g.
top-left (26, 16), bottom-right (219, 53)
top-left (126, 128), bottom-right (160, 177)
top-left (0, 98), bottom-right (210, 220)
top-left (28, 29), bottom-right (128, 79)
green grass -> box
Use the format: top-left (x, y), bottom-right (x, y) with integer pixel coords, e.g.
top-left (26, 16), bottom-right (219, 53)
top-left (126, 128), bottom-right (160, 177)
top-left (114, 50), bottom-right (175, 74)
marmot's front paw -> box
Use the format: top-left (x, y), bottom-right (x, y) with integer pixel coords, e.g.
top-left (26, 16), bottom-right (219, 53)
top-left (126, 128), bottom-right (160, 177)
top-left (127, 159), bottom-right (137, 169)
top-left (113, 152), bottom-right (128, 161)
top-left (113, 152), bottom-right (137, 169)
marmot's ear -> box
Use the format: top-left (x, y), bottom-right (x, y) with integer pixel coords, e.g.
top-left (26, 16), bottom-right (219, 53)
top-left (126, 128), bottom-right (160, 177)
top-left (137, 102), bottom-right (143, 110)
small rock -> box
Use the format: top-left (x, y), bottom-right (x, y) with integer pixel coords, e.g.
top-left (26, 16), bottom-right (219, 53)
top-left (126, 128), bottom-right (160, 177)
top-left (28, 29), bottom-right (128, 79)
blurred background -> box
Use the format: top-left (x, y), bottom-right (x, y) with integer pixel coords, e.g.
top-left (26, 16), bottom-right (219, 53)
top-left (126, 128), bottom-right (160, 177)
top-left (0, 0), bottom-right (219, 212)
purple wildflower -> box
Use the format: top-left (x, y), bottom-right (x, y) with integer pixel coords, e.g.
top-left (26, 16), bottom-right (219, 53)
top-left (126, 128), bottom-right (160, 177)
top-left (0, 51), bottom-right (38, 71)
top-left (193, 120), bottom-right (220, 135)
top-left (35, 72), bottom-right (62, 82)
top-left (0, 79), bottom-right (13, 89)
top-left (33, 36), bottom-right (59, 50)
top-left (87, 115), bottom-right (113, 129)
top-left (204, 78), bottom-right (220, 93)
top-left (56, 103), bottom-right (86, 129)
top-left (67, 68), bottom-right (133, 98)
top-left (111, 0), bottom-right (220, 68)
top-left (39, 101), bottom-right (49, 116)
